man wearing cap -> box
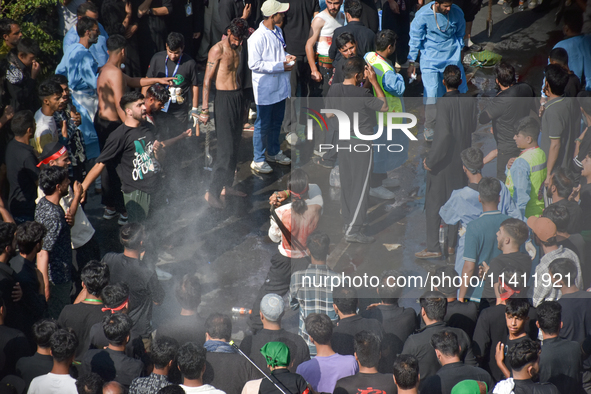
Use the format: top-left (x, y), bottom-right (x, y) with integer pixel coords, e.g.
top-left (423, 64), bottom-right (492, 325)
top-left (248, 0), bottom-right (295, 174)
top-left (36, 142), bottom-right (99, 295)
top-left (242, 341), bottom-right (309, 394)
top-left (240, 293), bottom-right (310, 374)
top-left (529, 216), bottom-right (582, 307)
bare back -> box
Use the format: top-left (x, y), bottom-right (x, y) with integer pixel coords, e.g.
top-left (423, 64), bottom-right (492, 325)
top-left (97, 63), bottom-right (127, 122)
top-left (213, 39), bottom-right (241, 91)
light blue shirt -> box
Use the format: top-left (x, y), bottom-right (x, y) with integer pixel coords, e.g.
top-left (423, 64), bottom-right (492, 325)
top-left (408, 1), bottom-right (465, 72)
top-left (507, 157), bottom-right (532, 218)
top-left (63, 23), bottom-right (109, 68)
top-left (56, 43), bottom-right (98, 91)
top-left (383, 70), bottom-right (405, 97)
top-left (555, 35), bottom-right (591, 91)
top-left (248, 22), bottom-right (291, 106)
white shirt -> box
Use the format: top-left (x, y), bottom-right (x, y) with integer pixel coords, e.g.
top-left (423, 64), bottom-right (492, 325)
top-left (36, 185), bottom-right (95, 249)
top-left (28, 373), bottom-right (78, 394)
top-left (33, 109), bottom-right (58, 154)
top-left (181, 384), bottom-right (226, 394)
top-left (247, 22), bottom-right (291, 106)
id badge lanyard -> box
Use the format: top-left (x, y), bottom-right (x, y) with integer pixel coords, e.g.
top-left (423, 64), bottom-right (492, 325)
top-left (162, 54), bottom-right (183, 112)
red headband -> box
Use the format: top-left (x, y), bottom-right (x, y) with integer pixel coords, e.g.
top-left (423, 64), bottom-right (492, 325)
top-left (499, 280), bottom-right (520, 300)
top-left (290, 185), bottom-right (309, 200)
top-left (37, 146), bottom-right (67, 167)
top-left (101, 297), bottom-right (129, 313)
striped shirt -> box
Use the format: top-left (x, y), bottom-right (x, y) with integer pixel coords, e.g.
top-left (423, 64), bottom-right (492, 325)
top-left (290, 264), bottom-right (339, 355)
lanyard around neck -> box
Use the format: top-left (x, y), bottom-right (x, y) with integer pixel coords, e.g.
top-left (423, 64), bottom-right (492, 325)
top-left (165, 55), bottom-right (182, 78)
top-left (270, 27), bottom-right (286, 49)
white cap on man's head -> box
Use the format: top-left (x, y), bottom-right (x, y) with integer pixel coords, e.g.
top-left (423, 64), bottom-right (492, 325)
top-left (261, 0), bottom-right (289, 17)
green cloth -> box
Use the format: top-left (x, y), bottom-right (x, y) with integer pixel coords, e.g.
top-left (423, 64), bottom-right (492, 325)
top-left (260, 342), bottom-right (290, 367)
top-left (451, 379), bottom-right (487, 394)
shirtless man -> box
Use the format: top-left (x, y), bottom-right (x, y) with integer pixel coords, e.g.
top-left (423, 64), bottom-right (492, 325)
top-left (305, 0), bottom-right (344, 97)
top-left (95, 34), bottom-right (172, 220)
top-left (199, 18), bottom-right (250, 209)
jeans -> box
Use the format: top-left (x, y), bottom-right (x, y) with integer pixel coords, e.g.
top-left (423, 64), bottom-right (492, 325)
top-left (253, 100), bottom-right (286, 163)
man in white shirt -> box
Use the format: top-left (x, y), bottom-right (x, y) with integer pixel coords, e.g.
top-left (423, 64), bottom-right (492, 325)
top-left (33, 80), bottom-right (65, 154)
top-left (247, 0), bottom-right (295, 174)
top-left (28, 328), bottom-right (78, 394)
top-left (177, 342), bottom-right (226, 394)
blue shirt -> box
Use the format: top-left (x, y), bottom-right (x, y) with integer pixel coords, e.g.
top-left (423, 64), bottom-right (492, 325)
top-left (55, 43), bottom-right (98, 91)
top-left (463, 210), bottom-right (511, 266)
top-left (383, 70), bottom-right (405, 97)
top-left (554, 35), bottom-right (591, 91)
top-left (63, 24), bottom-right (109, 68)
top-left (508, 157), bottom-right (532, 218)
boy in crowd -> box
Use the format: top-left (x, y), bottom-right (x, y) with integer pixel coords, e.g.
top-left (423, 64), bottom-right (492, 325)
top-left (296, 313), bottom-right (358, 393)
top-left (58, 261), bottom-right (109, 359)
top-left (81, 313), bottom-right (144, 388)
top-left (392, 355), bottom-right (420, 394)
top-left (28, 328), bottom-right (78, 394)
top-left (421, 331), bottom-right (493, 394)
top-left (129, 336), bottom-right (178, 394)
top-left (505, 117), bottom-right (546, 219)
top-left (33, 80), bottom-right (65, 154)
top-left (333, 331), bottom-right (397, 394)
top-left (537, 301), bottom-right (582, 394)
top-left (494, 298), bottom-right (532, 380)
top-left (492, 339), bottom-right (560, 394)
top-left (177, 342), bottom-right (226, 394)
top-left (362, 270), bottom-right (417, 372)
top-left (15, 319), bottom-right (59, 386)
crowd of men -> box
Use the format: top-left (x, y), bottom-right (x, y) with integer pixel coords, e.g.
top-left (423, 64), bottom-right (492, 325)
top-left (0, 0), bottom-right (590, 392)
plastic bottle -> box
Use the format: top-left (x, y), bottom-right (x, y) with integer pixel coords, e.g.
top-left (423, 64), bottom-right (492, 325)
top-left (232, 307), bottom-right (252, 315)
top-left (439, 225), bottom-right (447, 259)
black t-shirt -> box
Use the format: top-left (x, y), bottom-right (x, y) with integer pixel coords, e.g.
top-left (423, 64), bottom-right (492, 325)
top-left (482, 83), bottom-right (536, 155)
top-left (101, 253), bottom-right (164, 337)
top-left (204, 352), bottom-right (260, 394)
top-left (539, 337), bottom-right (582, 394)
top-left (558, 291), bottom-right (591, 343)
top-left (445, 300), bottom-right (479, 339)
top-left (81, 348), bottom-right (144, 388)
top-left (0, 325), bottom-right (32, 379)
top-left (5, 139), bottom-right (39, 219)
top-left (511, 378), bottom-right (560, 394)
top-left (156, 314), bottom-right (206, 347)
top-left (325, 83), bottom-right (384, 135)
top-left (361, 304), bottom-right (416, 373)
top-left (552, 199), bottom-right (583, 234)
top-left (146, 51), bottom-right (198, 116)
top-left (580, 183), bottom-right (591, 231)
top-left (482, 252), bottom-right (532, 299)
top-left (86, 321), bottom-right (146, 360)
top-left (15, 352), bottom-right (53, 387)
top-left (97, 123), bottom-right (162, 194)
top-left (558, 235), bottom-right (585, 265)
top-left (334, 372), bottom-right (396, 394)
top-left (331, 315), bottom-right (385, 356)
top-left (473, 304), bottom-right (538, 382)
top-left (421, 362), bottom-right (494, 394)
top-left (565, 73), bottom-right (582, 98)
top-left (279, 0), bottom-right (320, 56)
top-left (260, 369), bottom-right (308, 394)
top-left (9, 255), bottom-right (46, 329)
top-left (58, 302), bottom-right (108, 359)
top-left (502, 335), bottom-right (530, 375)
top-left (328, 22), bottom-right (376, 61)
top-left (239, 329), bottom-right (310, 374)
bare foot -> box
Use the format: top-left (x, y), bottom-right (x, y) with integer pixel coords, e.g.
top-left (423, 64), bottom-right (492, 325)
top-left (205, 191), bottom-right (223, 209)
top-left (221, 187), bottom-right (247, 197)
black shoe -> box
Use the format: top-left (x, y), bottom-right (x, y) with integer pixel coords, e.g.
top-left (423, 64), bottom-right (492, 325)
top-left (313, 156), bottom-right (335, 168)
top-left (345, 233), bottom-right (375, 244)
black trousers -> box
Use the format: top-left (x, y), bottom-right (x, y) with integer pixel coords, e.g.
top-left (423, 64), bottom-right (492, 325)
top-left (210, 89), bottom-right (244, 197)
top-left (282, 55), bottom-right (311, 132)
top-left (383, 5), bottom-right (411, 65)
top-left (94, 116), bottom-right (125, 211)
top-left (338, 141), bottom-right (373, 235)
top-left (425, 173), bottom-right (459, 252)
top-left (248, 252), bottom-right (309, 331)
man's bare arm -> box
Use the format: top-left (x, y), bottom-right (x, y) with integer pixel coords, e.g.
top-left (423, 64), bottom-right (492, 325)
top-left (82, 162), bottom-right (106, 196)
top-left (305, 17), bottom-right (324, 82)
top-left (202, 44), bottom-right (223, 112)
top-left (545, 139), bottom-right (561, 187)
top-left (125, 75), bottom-right (175, 88)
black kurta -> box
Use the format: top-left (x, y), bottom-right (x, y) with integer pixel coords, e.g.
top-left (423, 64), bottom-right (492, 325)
top-left (424, 89), bottom-right (477, 252)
